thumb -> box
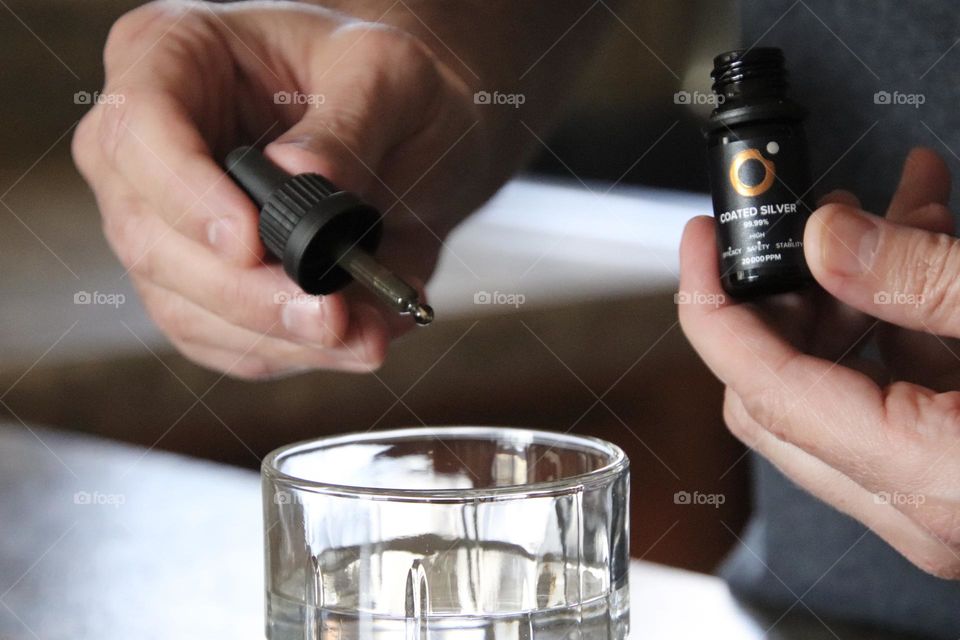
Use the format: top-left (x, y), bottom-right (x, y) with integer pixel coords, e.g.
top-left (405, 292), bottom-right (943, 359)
top-left (805, 203), bottom-right (960, 338)
top-left (264, 97), bottom-right (388, 200)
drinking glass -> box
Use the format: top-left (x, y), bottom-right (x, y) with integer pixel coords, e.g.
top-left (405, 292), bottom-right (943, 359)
top-left (262, 426), bottom-right (630, 639)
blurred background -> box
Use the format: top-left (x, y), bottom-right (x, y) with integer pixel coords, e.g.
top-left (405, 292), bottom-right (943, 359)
top-left (0, 0), bottom-right (746, 573)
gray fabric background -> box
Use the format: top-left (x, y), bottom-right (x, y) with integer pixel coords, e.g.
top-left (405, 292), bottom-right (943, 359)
top-left (725, 2), bottom-right (960, 638)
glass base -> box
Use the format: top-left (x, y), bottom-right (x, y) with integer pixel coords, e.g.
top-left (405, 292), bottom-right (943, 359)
top-left (268, 583), bottom-right (629, 640)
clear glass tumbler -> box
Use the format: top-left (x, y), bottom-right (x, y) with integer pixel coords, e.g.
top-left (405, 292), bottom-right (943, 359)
top-left (262, 426), bottom-right (630, 639)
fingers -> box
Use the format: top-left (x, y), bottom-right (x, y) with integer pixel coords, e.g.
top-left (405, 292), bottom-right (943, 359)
top-left (78, 158), bottom-right (334, 352)
top-left (82, 94), bottom-right (262, 262)
top-left (258, 26), bottom-right (457, 337)
top-left (683, 155), bottom-right (960, 578)
top-left (677, 217), bottom-right (775, 380)
top-left (678, 215), bottom-right (886, 473)
top-left (818, 188), bottom-right (861, 209)
top-left (74, 3), bottom-right (264, 266)
top-left (74, 1), bottom-right (464, 379)
top-left (137, 279), bottom-right (388, 378)
top-left (861, 148), bottom-right (959, 384)
top-left (803, 190), bottom-right (877, 360)
top-left (678, 216), bottom-right (812, 385)
top-left (105, 206), bottom-right (358, 349)
top-left (723, 388), bottom-right (960, 578)
top-left (805, 147), bottom-right (960, 337)
top-left (683, 214), bottom-right (960, 575)
top-left (886, 147), bottom-right (952, 229)
top-left (87, 164), bottom-right (394, 377)
top-left (805, 204), bottom-right (960, 338)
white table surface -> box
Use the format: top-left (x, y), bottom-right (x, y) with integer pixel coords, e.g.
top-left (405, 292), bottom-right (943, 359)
top-left (0, 423), bottom-right (885, 639)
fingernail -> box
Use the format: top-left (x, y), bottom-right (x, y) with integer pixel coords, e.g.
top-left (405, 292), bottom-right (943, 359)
top-left (818, 207), bottom-right (880, 276)
top-left (816, 189), bottom-right (859, 208)
top-left (281, 296), bottom-right (326, 344)
top-left (207, 217), bottom-right (239, 256)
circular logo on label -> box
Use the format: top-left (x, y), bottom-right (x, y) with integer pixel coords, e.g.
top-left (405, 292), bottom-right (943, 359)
top-left (729, 148), bottom-right (776, 197)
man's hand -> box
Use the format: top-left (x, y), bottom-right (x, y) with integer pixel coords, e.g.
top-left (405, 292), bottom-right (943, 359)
top-left (679, 147), bottom-right (960, 578)
top-left (73, 0), bottom-right (492, 378)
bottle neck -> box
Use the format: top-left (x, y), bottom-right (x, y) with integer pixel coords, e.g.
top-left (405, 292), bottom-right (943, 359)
top-left (711, 47), bottom-right (789, 113)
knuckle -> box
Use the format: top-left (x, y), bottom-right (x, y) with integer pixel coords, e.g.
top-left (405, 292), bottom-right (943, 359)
top-left (722, 388), bottom-right (757, 443)
top-left (95, 86), bottom-right (140, 169)
top-left (218, 275), bottom-right (274, 334)
top-left (879, 381), bottom-right (924, 437)
top-left (102, 213), bottom-right (153, 280)
top-left (895, 231), bottom-right (960, 326)
top-left (105, 9), bottom-right (155, 62)
top-left (156, 168), bottom-right (195, 227)
top-left (724, 416), bottom-right (753, 445)
top-left (914, 503), bottom-right (960, 549)
top-left (72, 112), bottom-right (100, 178)
top-left (105, 1), bottom-right (187, 61)
top-left (927, 391), bottom-right (960, 439)
top-left (379, 30), bottom-right (435, 76)
top-left (930, 562), bottom-right (960, 580)
top-left (739, 387), bottom-right (791, 440)
top-left (905, 545), bottom-right (960, 580)
top-left (347, 23), bottom-right (431, 63)
top-left (99, 212), bottom-right (123, 256)
top-left (150, 298), bottom-right (193, 343)
top-left (335, 23), bottom-right (440, 90)
top-left (104, 11), bottom-right (143, 57)
top-left (876, 384), bottom-right (952, 486)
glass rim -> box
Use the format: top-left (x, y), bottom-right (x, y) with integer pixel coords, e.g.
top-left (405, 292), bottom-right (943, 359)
top-left (262, 426), bottom-right (629, 502)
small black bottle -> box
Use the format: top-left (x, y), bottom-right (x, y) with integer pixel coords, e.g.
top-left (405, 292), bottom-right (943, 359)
top-left (706, 48), bottom-right (814, 298)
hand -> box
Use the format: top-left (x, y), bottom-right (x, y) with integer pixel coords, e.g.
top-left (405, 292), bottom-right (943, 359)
top-left (72, 0), bottom-right (489, 378)
top-left (679, 147), bottom-right (960, 578)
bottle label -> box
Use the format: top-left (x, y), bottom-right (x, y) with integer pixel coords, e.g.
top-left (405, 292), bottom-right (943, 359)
top-left (708, 135), bottom-right (813, 277)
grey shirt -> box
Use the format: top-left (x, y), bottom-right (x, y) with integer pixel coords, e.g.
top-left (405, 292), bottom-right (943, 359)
top-left (725, 2), bottom-right (960, 638)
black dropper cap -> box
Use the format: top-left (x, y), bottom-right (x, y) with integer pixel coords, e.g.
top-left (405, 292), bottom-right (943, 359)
top-left (225, 146), bottom-right (434, 325)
